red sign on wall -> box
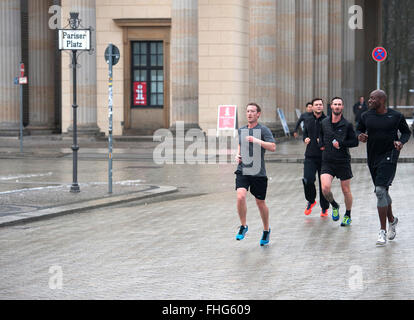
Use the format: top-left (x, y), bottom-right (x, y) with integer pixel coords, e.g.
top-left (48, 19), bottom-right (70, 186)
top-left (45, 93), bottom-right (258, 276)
top-left (133, 81), bottom-right (147, 106)
top-left (217, 105), bottom-right (237, 130)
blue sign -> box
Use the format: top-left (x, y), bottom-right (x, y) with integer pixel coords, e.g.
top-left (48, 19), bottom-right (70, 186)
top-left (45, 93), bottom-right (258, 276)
top-left (277, 108), bottom-right (290, 136)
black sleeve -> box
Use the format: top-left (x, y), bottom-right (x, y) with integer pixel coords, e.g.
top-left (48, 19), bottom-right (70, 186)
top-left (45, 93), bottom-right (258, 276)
top-left (302, 119), bottom-right (309, 142)
top-left (294, 114), bottom-right (304, 133)
top-left (341, 123), bottom-right (359, 148)
top-left (398, 114), bottom-right (412, 145)
top-left (318, 122), bottom-right (324, 148)
top-left (356, 113), bottom-right (367, 136)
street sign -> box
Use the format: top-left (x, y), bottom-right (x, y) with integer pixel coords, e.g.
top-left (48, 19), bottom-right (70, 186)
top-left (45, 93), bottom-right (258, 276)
top-left (58, 29), bottom-right (91, 51)
top-left (20, 63), bottom-right (25, 77)
top-left (372, 47), bottom-right (387, 62)
top-left (19, 77), bottom-right (28, 85)
top-left (277, 108), bottom-right (290, 136)
top-left (105, 44), bottom-right (120, 66)
top-left (217, 105), bottom-right (237, 137)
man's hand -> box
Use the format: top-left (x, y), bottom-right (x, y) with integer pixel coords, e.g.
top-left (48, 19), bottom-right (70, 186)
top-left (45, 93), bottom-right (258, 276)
top-left (358, 133), bottom-right (368, 143)
top-left (304, 138), bottom-right (311, 145)
top-left (246, 136), bottom-right (260, 144)
top-left (332, 141), bottom-right (340, 149)
top-left (394, 141), bottom-right (403, 151)
top-left (293, 132), bottom-right (298, 138)
top-left (235, 154), bottom-right (242, 164)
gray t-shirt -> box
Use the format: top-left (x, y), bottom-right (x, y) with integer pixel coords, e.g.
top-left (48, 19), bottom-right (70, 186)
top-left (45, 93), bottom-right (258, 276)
top-left (236, 123), bottom-right (276, 177)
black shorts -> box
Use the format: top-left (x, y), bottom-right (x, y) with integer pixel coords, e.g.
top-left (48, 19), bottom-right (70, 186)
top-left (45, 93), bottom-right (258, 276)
top-left (235, 174), bottom-right (268, 200)
top-left (369, 162), bottom-right (397, 187)
top-left (321, 161), bottom-right (353, 181)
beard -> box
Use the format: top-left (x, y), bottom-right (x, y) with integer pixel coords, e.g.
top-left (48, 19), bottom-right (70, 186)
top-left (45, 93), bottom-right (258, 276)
top-left (332, 110), bottom-right (342, 116)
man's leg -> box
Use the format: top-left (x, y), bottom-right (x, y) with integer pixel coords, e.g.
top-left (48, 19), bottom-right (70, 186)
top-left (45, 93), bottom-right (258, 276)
top-left (237, 188), bottom-right (248, 226)
top-left (340, 179), bottom-right (353, 212)
top-left (321, 173), bottom-right (338, 207)
top-left (303, 159), bottom-right (318, 215)
top-left (256, 199), bottom-right (270, 231)
top-left (317, 161), bottom-right (330, 212)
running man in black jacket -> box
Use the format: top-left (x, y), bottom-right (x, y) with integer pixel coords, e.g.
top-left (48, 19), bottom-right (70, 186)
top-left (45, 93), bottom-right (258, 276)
top-left (302, 98), bottom-right (329, 216)
top-left (319, 97), bottom-right (359, 226)
top-left (293, 102), bottom-right (313, 138)
top-left (357, 90), bottom-right (411, 246)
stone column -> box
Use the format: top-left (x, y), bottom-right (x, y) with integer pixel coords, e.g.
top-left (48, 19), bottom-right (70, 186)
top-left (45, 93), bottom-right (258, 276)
top-left (0, 0), bottom-right (22, 136)
top-left (27, 0), bottom-right (56, 134)
top-left (313, 0), bottom-right (329, 103)
top-left (275, 0), bottom-right (296, 123)
top-left (342, 0), bottom-right (357, 121)
top-left (295, 0), bottom-right (313, 112)
top-left (67, 0), bottom-right (100, 136)
top-left (170, 0), bottom-right (199, 132)
top-left (328, 0), bottom-right (343, 104)
top-left (249, 0), bottom-right (277, 129)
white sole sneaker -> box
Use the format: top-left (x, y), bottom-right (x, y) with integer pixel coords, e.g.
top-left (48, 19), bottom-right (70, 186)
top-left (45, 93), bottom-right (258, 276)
top-left (376, 230), bottom-right (387, 246)
top-left (388, 217), bottom-right (398, 241)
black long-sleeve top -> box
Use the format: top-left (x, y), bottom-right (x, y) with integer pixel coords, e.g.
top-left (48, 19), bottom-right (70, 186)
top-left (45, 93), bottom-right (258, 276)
top-left (303, 112), bottom-right (326, 159)
top-left (318, 116), bottom-right (359, 163)
top-left (356, 108), bottom-right (411, 167)
top-left (294, 112), bottom-right (313, 133)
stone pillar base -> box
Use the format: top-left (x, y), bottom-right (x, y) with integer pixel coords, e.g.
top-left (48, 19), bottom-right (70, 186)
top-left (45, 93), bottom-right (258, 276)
top-left (66, 124), bottom-right (104, 137)
top-left (26, 125), bottom-right (57, 135)
top-left (0, 124), bottom-right (27, 137)
top-left (169, 122), bottom-right (202, 135)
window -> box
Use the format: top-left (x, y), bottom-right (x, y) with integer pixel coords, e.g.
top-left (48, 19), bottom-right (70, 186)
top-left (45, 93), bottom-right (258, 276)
top-left (131, 41), bottom-right (164, 108)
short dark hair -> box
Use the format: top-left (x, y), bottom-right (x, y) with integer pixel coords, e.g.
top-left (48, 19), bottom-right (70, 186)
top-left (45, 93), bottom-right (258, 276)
top-left (331, 97), bottom-right (344, 104)
top-left (311, 98), bottom-right (323, 105)
top-left (306, 102), bottom-right (313, 107)
top-left (246, 102), bottom-right (261, 113)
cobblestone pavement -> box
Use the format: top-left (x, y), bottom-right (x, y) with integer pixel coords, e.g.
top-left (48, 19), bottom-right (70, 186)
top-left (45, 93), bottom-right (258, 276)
top-left (1, 158), bottom-right (414, 299)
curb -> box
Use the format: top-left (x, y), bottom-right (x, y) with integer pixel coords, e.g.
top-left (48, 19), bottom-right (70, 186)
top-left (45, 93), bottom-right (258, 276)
top-left (0, 185), bottom-right (177, 228)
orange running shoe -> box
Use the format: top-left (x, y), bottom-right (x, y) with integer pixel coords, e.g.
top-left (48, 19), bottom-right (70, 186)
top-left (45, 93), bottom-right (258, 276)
top-left (304, 201), bottom-right (317, 215)
top-left (320, 209), bottom-right (329, 217)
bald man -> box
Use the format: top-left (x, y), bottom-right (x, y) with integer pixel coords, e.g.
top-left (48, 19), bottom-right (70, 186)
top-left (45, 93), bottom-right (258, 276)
top-left (357, 90), bottom-right (411, 246)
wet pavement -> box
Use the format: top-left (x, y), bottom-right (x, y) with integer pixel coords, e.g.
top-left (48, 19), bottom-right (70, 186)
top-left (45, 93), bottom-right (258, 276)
top-left (1, 135), bottom-right (414, 299)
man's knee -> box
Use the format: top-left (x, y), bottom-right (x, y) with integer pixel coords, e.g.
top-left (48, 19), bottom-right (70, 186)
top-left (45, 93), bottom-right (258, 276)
top-left (375, 186), bottom-right (390, 207)
top-left (237, 190), bottom-right (247, 202)
top-left (255, 199), bottom-right (267, 209)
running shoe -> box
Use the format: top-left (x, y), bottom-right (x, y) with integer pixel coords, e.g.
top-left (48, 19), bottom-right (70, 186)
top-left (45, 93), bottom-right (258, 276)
top-left (388, 217), bottom-right (398, 240)
top-left (332, 206), bottom-right (340, 221)
top-left (376, 230), bottom-right (387, 246)
top-left (304, 201), bottom-right (317, 215)
top-left (340, 215), bottom-right (352, 226)
top-left (236, 225), bottom-right (248, 241)
top-left (320, 209), bottom-right (329, 217)
top-left (260, 228), bottom-right (271, 246)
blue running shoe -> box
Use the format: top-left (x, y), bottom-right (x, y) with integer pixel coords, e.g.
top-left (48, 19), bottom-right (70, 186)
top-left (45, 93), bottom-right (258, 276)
top-left (236, 225), bottom-right (248, 240)
top-left (332, 206), bottom-right (340, 221)
top-left (340, 215), bottom-right (352, 226)
top-left (260, 228), bottom-right (271, 246)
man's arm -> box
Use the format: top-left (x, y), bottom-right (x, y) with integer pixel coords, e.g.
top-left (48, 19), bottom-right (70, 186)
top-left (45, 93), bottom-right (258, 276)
top-left (398, 114), bottom-right (411, 145)
top-left (246, 136), bottom-right (276, 152)
top-left (340, 123), bottom-right (359, 148)
top-left (356, 114), bottom-right (368, 143)
top-left (293, 114), bottom-right (304, 134)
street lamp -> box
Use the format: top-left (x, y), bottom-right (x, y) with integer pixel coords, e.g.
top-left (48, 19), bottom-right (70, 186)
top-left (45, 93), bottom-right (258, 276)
top-left (70, 11), bottom-right (80, 193)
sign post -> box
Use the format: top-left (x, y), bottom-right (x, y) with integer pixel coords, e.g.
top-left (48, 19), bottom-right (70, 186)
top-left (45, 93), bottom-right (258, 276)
top-left (372, 47), bottom-right (387, 90)
top-left (277, 108), bottom-right (290, 137)
top-left (18, 63), bottom-right (26, 153)
top-left (58, 12), bottom-right (92, 193)
top-left (105, 44), bottom-right (120, 194)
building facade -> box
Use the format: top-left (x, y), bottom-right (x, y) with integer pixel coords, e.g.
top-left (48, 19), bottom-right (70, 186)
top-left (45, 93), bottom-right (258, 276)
top-left (0, 0), bottom-right (382, 136)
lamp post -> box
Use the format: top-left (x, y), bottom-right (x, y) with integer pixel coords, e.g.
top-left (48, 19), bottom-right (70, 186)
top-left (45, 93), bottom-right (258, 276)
top-left (70, 12), bottom-right (80, 193)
